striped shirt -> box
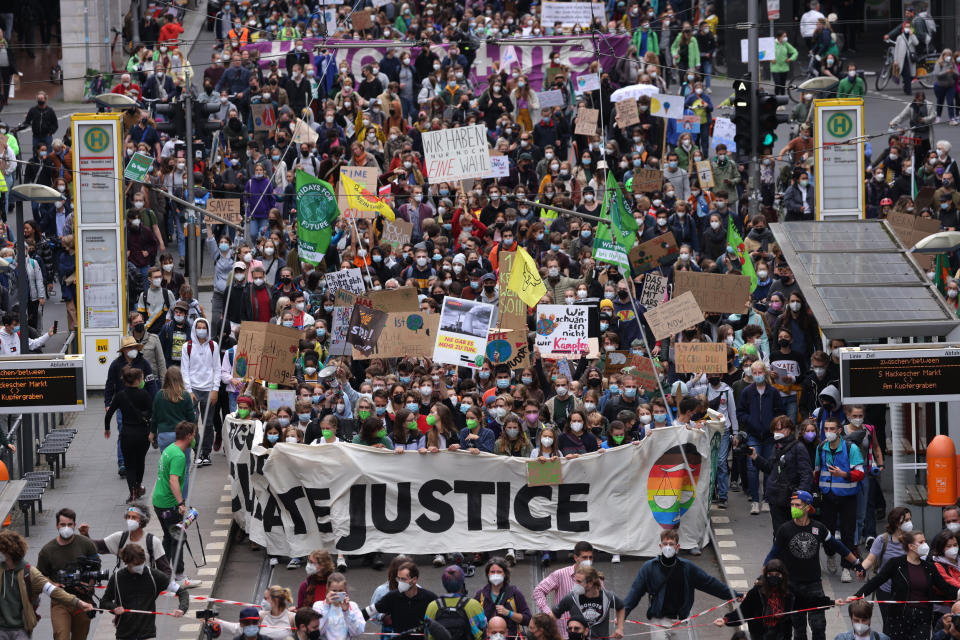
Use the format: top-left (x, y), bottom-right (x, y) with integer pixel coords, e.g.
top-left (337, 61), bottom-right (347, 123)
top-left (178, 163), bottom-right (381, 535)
top-left (534, 565), bottom-right (577, 638)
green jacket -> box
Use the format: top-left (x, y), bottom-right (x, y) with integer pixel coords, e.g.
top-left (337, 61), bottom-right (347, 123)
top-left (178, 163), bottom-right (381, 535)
top-left (770, 41), bottom-right (798, 73)
top-left (632, 28), bottom-right (659, 56)
top-left (836, 76), bottom-right (866, 98)
top-left (671, 36), bottom-right (700, 68)
top-left (711, 156), bottom-right (741, 192)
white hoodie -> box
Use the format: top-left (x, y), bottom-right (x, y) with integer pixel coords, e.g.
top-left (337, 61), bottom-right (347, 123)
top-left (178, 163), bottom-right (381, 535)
top-left (180, 321), bottom-right (219, 393)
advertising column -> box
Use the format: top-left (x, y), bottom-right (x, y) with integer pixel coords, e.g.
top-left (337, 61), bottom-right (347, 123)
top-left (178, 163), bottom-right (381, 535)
top-left (813, 98), bottom-right (865, 220)
top-left (71, 114), bottom-right (126, 389)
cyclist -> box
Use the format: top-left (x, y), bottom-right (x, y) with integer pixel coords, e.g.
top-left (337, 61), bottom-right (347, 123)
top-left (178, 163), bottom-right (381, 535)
top-left (810, 18), bottom-right (839, 73)
top-left (885, 21), bottom-right (920, 95)
top-left (885, 6), bottom-right (931, 54)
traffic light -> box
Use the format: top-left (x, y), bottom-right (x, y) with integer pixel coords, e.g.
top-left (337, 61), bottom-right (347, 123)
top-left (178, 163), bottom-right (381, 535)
top-left (758, 93), bottom-right (789, 155)
top-left (194, 100), bottom-right (221, 137)
top-left (732, 79), bottom-right (752, 161)
top-left (154, 101), bottom-right (184, 137)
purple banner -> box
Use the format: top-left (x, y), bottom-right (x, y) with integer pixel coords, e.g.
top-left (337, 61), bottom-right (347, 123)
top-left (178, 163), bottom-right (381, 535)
top-left (244, 35), bottom-right (630, 93)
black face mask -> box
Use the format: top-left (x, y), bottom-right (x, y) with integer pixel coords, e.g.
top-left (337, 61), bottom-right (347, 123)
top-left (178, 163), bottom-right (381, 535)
top-left (483, 285), bottom-right (496, 294)
top-left (133, 323), bottom-right (146, 333)
top-left (392, 394), bottom-right (404, 405)
top-left (707, 376), bottom-right (722, 386)
top-left (587, 378), bottom-right (601, 387)
top-left (765, 574), bottom-right (783, 587)
top-left (778, 339), bottom-right (792, 349)
top-left (568, 632), bottom-right (585, 640)
top-left (617, 290), bottom-right (629, 300)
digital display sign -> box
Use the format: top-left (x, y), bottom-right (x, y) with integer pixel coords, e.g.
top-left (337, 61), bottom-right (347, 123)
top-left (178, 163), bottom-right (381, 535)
top-left (0, 356), bottom-right (86, 414)
top-left (839, 347), bottom-right (960, 404)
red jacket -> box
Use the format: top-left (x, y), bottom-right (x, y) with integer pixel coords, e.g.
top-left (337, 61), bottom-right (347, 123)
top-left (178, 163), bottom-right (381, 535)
top-left (158, 22), bottom-right (184, 45)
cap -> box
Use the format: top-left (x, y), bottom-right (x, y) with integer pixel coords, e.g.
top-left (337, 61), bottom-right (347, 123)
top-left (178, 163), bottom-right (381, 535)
top-left (880, 197), bottom-right (893, 206)
top-left (118, 336), bottom-right (143, 351)
top-left (174, 300), bottom-right (190, 312)
top-left (453, 253), bottom-right (467, 265)
top-left (237, 395), bottom-right (254, 406)
top-left (793, 490), bottom-right (814, 505)
top-left (599, 298), bottom-right (614, 310)
top-left (469, 267), bottom-right (485, 279)
top-left (480, 272), bottom-right (496, 283)
top-left (239, 607), bottom-right (260, 622)
top-left (233, 261), bottom-right (247, 270)
top-left (519, 152), bottom-right (533, 161)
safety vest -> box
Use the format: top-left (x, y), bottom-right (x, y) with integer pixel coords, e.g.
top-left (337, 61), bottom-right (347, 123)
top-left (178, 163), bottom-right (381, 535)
top-left (0, 171), bottom-right (8, 193)
top-left (818, 440), bottom-right (859, 496)
top-left (228, 27), bottom-right (249, 44)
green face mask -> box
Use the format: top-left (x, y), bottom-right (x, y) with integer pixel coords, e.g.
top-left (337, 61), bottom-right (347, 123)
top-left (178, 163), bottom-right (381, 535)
top-left (466, 418), bottom-right (478, 429)
top-left (138, 380), bottom-right (145, 389)
top-left (426, 415), bottom-right (437, 426)
top-left (236, 408), bottom-right (250, 419)
top-left (357, 410), bottom-right (371, 420)
top-left (407, 421), bottom-right (418, 431)
top-left (375, 428), bottom-right (387, 439)
top-left (790, 506), bottom-right (805, 520)
top-left (612, 434), bottom-right (625, 444)
top-left (321, 428), bottom-right (334, 440)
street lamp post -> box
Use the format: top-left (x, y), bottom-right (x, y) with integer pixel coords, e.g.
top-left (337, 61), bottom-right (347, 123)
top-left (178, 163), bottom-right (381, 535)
top-left (10, 183), bottom-right (65, 475)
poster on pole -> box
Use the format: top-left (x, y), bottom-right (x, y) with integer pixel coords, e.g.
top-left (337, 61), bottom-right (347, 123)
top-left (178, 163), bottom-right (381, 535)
top-left (380, 218), bottom-right (414, 249)
top-left (535, 304), bottom-right (593, 357)
top-left (540, 1), bottom-right (606, 27)
top-left (575, 107), bottom-right (600, 136)
top-left (648, 93), bottom-right (685, 119)
top-left (338, 166), bottom-right (380, 219)
top-left (233, 322), bottom-right (302, 384)
top-left (346, 305), bottom-right (388, 355)
top-left (434, 297), bottom-right (495, 369)
top-left (206, 198), bottom-right (243, 225)
top-left (326, 268), bottom-right (366, 296)
top-left (740, 37), bottom-right (777, 63)
top-left (422, 124), bottom-right (490, 183)
top-left (486, 154), bottom-right (511, 179)
top-left (639, 274), bottom-right (669, 309)
top-left (356, 312), bottom-right (439, 359)
top-left (490, 251), bottom-right (532, 369)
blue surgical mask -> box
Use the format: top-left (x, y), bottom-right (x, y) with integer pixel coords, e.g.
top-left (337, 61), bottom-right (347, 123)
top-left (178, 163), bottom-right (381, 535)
top-left (521, 376), bottom-right (533, 385)
top-left (267, 433), bottom-right (280, 443)
top-left (470, 281), bottom-right (480, 290)
top-left (609, 384), bottom-right (620, 395)
top-left (375, 406), bottom-right (387, 416)
top-left (669, 161), bottom-right (678, 169)
top-left (243, 626), bottom-right (260, 638)
top-left (654, 413), bottom-right (667, 423)
top-left (372, 254), bottom-right (382, 263)
top-left (623, 387), bottom-right (638, 399)
top-left (298, 413), bottom-right (311, 422)
top-left (317, 328), bottom-right (326, 338)
top-left (282, 320), bottom-right (294, 327)
top-left (277, 418), bottom-right (290, 427)
top-left (633, 158), bottom-right (642, 167)
top-left (312, 394), bottom-right (322, 404)
top-left (478, 371), bottom-right (491, 380)
top-left (460, 403), bottom-right (471, 414)
top-left (551, 243), bottom-right (561, 251)
top-left (219, 242), bottom-right (231, 252)
top-left (399, 375), bottom-right (411, 384)
top-left (406, 402), bottom-right (420, 413)
top-left (496, 378), bottom-right (510, 389)
top-left (580, 229), bottom-right (591, 239)
top-left (600, 322), bottom-right (609, 331)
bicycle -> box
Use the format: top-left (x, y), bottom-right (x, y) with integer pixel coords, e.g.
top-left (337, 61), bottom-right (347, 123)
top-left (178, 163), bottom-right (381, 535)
top-left (876, 41), bottom-right (895, 90)
top-left (878, 40), bottom-right (938, 90)
top-left (786, 52), bottom-right (841, 102)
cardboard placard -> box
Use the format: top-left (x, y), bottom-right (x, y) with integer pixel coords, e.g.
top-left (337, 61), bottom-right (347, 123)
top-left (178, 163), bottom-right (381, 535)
top-left (369, 286), bottom-right (419, 313)
top-left (916, 186), bottom-right (936, 211)
top-left (575, 73), bottom-right (601, 94)
top-left (885, 211), bottom-right (939, 270)
top-left (527, 459), bottom-right (563, 486)
top-left (206, 198), bottom-right (243, 224)
top-left (674, 342), bottom-right (727, 373)
top-left (250, 103), bottom-right (276, 132)
top-left (639, 274), bottom-right (668, 309)
top-left (673, 271), bottom-right (751, 314)
top-left (695, 160), bottom-right (715, 189)
top-left (643, 291), bottom-right (704, 341)
top-left (575, 107), bottom-right (599, 136)
top-left (629, 231), bottom-right (679, 273)
top-left (291, 118), bottom-right (319, 145)
top-left (603, 350), bottom-right (632, 375)
top-left (338, 166), bottom-right (380, 219)
top-left (355, 311), bottom-right (439, 359)
top-left (351, 8), bottom-right (373, 30)
top-left (232, 322), bottom-right (302, 385)
top-left (535, 304), bottom-right (591, 356)
top-left (492, 251), bottom-right (531, 369)
top-left (632, 168), bottom-right (663, 193)
top-left (615, 99), bottom-right (640, 128)
top-left (380, 218), bottom-right (414, 249)
top-left (422, 123), bottom-right (490, 184)
top-left (624, 354), bottom-right (660, 391)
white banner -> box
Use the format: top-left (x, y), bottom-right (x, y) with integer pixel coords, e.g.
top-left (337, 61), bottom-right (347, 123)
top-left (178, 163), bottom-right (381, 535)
top-left (327, 268), bottom-right (365, 295)
top-left (422, 124), bottom-right (491, 184)
top-left (226, 424), bottom-right (722, 557)
top-left (540, 1), bottom-right (606, 27)
top-left (434, 296), bottom-right (494, 369)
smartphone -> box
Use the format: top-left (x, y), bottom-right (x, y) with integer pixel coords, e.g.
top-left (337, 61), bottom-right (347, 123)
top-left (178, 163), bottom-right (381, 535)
top-left (52, 321), bottom-right (58, 333)
top-left (330, 592), bottom-right (345, 603)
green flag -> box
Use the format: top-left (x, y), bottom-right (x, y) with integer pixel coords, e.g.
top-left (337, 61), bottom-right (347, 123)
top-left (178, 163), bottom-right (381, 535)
top-left (593, 177), bottom-right (630, 272)
top-left (727, 216), bottom-right (758, 293)
top-left (605, 171), bottom-right (638, 253)
top-left (934, 253), bottom-right (951, 296)
top-left (295, 170), bottom-right (339, 266)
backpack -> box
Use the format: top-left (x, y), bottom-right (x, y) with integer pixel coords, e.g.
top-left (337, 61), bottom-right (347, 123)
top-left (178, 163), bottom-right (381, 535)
top-left (22, 563), bottom-right (40, 619)
top-left (433, 597), bottom-right (472, 640)
top-left (185, 340), bottom-right (216, 357)
top-left (114, 531), bottom-right (157, 571)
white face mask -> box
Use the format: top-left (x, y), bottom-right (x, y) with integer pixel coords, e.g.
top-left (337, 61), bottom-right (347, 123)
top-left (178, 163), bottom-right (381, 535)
top-left (948, 522), bottom-right (960, 534)
top-left (916, 542), bottom-right (930, 557)
top-left (900, 520), bottom-right (914, 533)
top-left (126, 349), bottom-right (139, 359)
top-left (58, 526), bottom-right (75, 539)
top-left (946, 546), bottom-right (959, 559)
top-left (126, 518), bottom-right (139, 531)
top-left (397, 580), bottom-right (412, 593)
top-left (488, 573), bottom-right (505, 586)
top-left (541, 437), bottom-right (554, 447)
top-left (570, 422), bottom-right (583, 433)
top-left (852, 622), bottom-right (870, 636)
top-left (661, 544), bottom-right (677, 558)
top-left (824, 431), bottom-right (838, 442)
top-left (130, 563), bottom-right (146, 575)
top-left (305, 562), bottom-right (319, 576)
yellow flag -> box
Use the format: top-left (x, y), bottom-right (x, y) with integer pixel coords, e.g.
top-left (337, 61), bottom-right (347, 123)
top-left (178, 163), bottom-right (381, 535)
top-left (507, 247), bottom-right (547, 308)
top-left (340, 173), bottom-right (395, 221)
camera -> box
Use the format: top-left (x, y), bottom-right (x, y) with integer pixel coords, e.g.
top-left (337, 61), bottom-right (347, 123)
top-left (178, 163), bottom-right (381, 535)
top-left (197, 608), bottom-right (221, 639)
top-left (55, 557), bottom-right (109, 591)
top-left (733, 435), bottom-right (754, 456)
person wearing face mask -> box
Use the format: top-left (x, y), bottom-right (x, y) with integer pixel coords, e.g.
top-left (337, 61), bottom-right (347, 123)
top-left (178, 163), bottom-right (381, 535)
top-left (783, 170), bottom-right (817, 221)
top-left (799, 351), bottom-right (840, 419)
top-left (688, 371), bottom-right (740, 508)
top-left (773, 292), bottom-right (821, 359)
top-left (847, 530), bottom-right (959, 640)
top-left (749, 415), bottom-right (814, 532)
top-left (710, 144), bottom-right (740, 210)
top-left (736, 361), bottom-right (786, 515)
top-left (533, 542), bottom-right (595, 633)
top-left (99, 542), bottom-right (190, 638)
top-left (550, 566), bottom-right (624, 640)
top-left (180, 318), bottom-right (220, 468)
top-left (79, 503), bottom-right (170, 580)
top-left (244, 161), bottom-right (276, 243)
top-left (475, 559), bottom-right (532, 636)
top-left (714, 559), bottom-right (795, 639)
top-left (217, 603), bottom-right (285, 640)
top-left (835, 601), bottom-right (890, 640)
top-left (928, 529), bottom-right (960, 627)
top-left (623, 529), bottom-right (737, 635)
top-left (105, 366), bottom-right (156, 504)
top-left (126, 310), bottom-right (165, 388)
top-left (494, 415), bottom-right (533, 457)
top-left (815, 416), bottom-right (865, 583)
top-left (558, 410), bottom-right (598, 456)
top-left (36, 507), bottom-right (101, 638)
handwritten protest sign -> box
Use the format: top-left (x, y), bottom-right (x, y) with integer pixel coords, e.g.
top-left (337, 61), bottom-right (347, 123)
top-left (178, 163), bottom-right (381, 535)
top-left (233, 322), bottom-right (302, 384)
top-left (629, 232), bottom-right (679, 272)
top-left (423, 124), bottom-right (490, 183)
top-left (616, 99), bottom-right (640, 128)
top-left (486, 154), bottom-right (510, 179)
top-left (541, 1), bottom-right (606, 27)
top-left (251, 103), bottom-right (276, 132)
top-left (632, 168), bottom-right (663, 193)
top-left (346, 305), bottom-right (388, 355)
top-left (575, 107), bottom-right (599, 136)
top-left (327, 268), bottom-right (365, 296)
top-left (266, 388), bottom-right (297, 412)
top-left (695, 160), bottom-right (715, 189)
top-left (624, 354), bottom-right (661, 391)
top-left (291, 118), bottom-right (319, 145)
top-left (712, 117), bottom-right (736, 152)
top-left (673, 271), bottom-right (751, 314)
top-left (380, 218), bottom-right (414, 249)
top-left (357, 312), bottom-right (439, 359)
top-left (369, 286), bottom-right (419, 313)
top-left (643, 291), bottom-right (703, 341)
top-left (206, 198), bottom-right (242, 225)
top-left (539, 89), bottom-right (565, 108)
top-left (527, 459), bottom-right (563, 486)
top-left (535, 305), bottom-right (590, 356)
top-left (604, 350), bottom-right (632, 375)
top-left (674, 342), bottom-right (727, 373)
top-left (639, 274), bottom-right (668, 308)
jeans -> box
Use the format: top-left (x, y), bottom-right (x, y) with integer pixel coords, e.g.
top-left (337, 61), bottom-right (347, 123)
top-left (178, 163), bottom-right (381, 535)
top-left (854, 478), bottom-right (869, 544)
top-left (701, 59), bottom-right (713, 88)
top-left (746, 435), bottom-right (775, 502)
top-left (781, 393), bottom-right (798, 423)
top-left (154, 504), bottom-right (185, 577)
top-left (194, 389), bottom-right (217, 458)
top-left (247, 217), bottom-right (269, 245)
top-left (790, 580), bottom-right (827, 640)
top-left (773, 71), bottom-right (789, 96)
top-left (820, 491), bottom-right (858, 556)
top-left (715, 429), bottom-right (732, 501)
top-left (167, 203), bottom-right (185, 255)
top-left (901, 68), bottom-right (913, 95)
top-left (934, 84), bottom-right (957, 119)
top-left (115, 411), bottom-right (124, 467)
top-left (157, 431), bottom-right (191, 500)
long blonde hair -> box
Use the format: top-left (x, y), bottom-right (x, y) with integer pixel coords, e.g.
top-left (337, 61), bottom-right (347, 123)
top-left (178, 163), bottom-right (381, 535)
top-left (162, 366), bottom-right (186, 402)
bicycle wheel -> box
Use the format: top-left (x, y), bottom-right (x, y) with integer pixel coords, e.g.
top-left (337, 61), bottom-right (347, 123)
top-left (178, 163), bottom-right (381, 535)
top-left (876, 59), bottom-right (891, 90)
top-left (916, 66), bottom-right (935, 88)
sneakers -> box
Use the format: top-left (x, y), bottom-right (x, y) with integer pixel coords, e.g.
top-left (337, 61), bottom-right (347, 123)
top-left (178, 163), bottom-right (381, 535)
top-left (505, 548), bottom-right (516, 565)
top-left (268, 557), bottom-right (279, 567)
top-left (761, 502), bottom-right (770, 512)
top-left (612, 554), bottom-right (621, 563)
top-left (750, 502), bottom-right (760, 515)
top-left (176, 575), bottom-right (204, 587)
top-left (687, 546), bottom-right (702, 556)
top-left (841, 568), bottom-right (852, 583)
top-left (196, 456), bottom-right (212, 467)
top-left (730, 481), bottom-right (741, 493)
top-left (865, 536), bottom-right (876, 551)
top-left (827, 554), bottom-right (839, 574)
top-left (118, 466), bottom-right (126, 477)
top-left (433, 554), bottom-right (446, 567)
top-left (541, 552), bottom-right (552, 567)
top-left (336, 553), bottom-right (348, 572)
top-left (287, 557), bottom-right (302, 570)
top-left (716, 501), bottom-right (728, 510)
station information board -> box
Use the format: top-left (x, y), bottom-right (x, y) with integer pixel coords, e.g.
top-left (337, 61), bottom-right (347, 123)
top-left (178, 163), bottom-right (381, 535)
top-left (839, 346), bottom-right (960, 404)
top-left (0, 356), bottom-right (86, 414)
top-left (814, 98), bottom-right (864, 220)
